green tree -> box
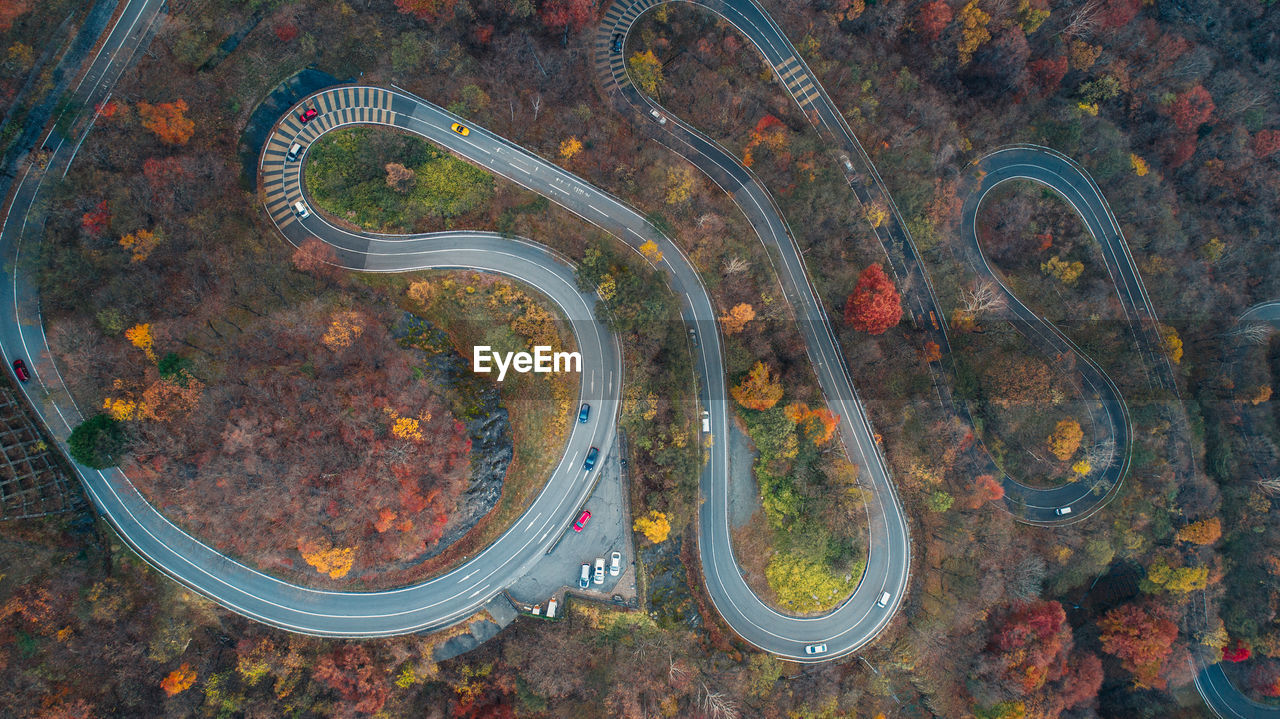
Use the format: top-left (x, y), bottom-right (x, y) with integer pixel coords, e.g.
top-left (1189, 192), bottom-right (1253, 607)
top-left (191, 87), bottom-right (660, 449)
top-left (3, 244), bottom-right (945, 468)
top-left (927, 490), bottom-right (954, 513)
top-left (68, 414), bottom-right (127, 468)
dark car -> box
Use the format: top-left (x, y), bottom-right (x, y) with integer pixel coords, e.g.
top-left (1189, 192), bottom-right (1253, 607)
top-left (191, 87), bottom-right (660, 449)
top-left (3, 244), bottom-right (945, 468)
top-left (583, 447), bottom-right (599, 471)
top-left (611, 33), bottom-right (624, 53)
top-left (573, 510), bottom-right (591, 532)
top-left (578, 403), bottom-right (591, 423)
top-left (11, 359), bottom-right (29, 382)
top-left (298, 107), bottom-right (318, 124)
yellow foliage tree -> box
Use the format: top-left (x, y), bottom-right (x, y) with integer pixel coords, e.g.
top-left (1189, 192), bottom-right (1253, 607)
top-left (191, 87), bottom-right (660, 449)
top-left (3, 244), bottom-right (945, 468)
top-left (124, 323), bottom-right (156, 361)
top-left (1040, 255), bottom-right (1084, 285)
top-left (638, 239), bottom-right (664, 264)
top-left (596, 274), bottom-right (616, 301)
top-left (1247, 385), bottom-right (1272, 405)
top-left (161, 663), bottom-right (197, 696)
top-left (392, 416), bottom-right (423, 441)
top-left (1176, 517), bottom-right (1222, 545)
top-left (559, 137), bottom-right (583, 159)
top-left (627, 50), bottom-right (664, 95)
top-left (864, 201), bottom-right (888, 229)
top-left (731, 361), bottom-right (784, 410)
top-left (1159, 324), bottom-right (1183, 364)
top-left (407, 280), bottom-right (436, 308)
top-left (665, 165), bottom-right (696, 205)
top-left (1143, 556), bottom-right (1208, 594)
top-left (1047, 419), bottom-right (1083, 461)
top-left (956, 0), bottom-right (991, 65)
top-left (1072, 459), bottom-right (1091, 476)
top-left (103, 397), bottom-right (140, 421)
top-left (1130, 153), bottom-right (1149, 177)
top-left (633, 510), bottom-right (671, 543)
top-left (1068, 39), bottom-right (1101, 70)
top-left (720, 303), bottom-right (756, 335)
top-left (119, 229), bottom-right (161, 262)
top-left (299, 540), bottom-right (355, 579)
top-left (322, 311), bottom-right (364, 350)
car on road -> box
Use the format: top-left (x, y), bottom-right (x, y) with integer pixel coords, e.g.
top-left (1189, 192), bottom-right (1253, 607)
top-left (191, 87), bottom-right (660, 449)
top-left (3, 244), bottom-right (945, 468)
top-left (578, 403), bottom-right (590, 423)
top-left (292, 201), bottom-right (310, 219)
top-left (298, 107), bottom-right (318, 124)
top-left (688, 328), bottom-right (698, 346)
top-left (1055, 506), bottom-right (1073, 516)
top-left (583, 447), bottom-right (599, 471)
top-left (609, 551), bottom-right (622, 576)
top-left (701, 410), bottom-right (710, 433)
top-left (450, 122), bottom-right (470, 136)
top-left (579, 563), bottom-right (590, 589)
top-left (840, 154), bottom-right (854, 173)
top-left (11, 359), bottom-right (29, 382)
top-left (876, 591), bottom-right (892, 608)
top-left (593, 557), bottom-right (605, 585)
top-left (804, 644), bottom-right (827, 655)
top-left (573, 510), bottom-right (591, 532)
top-left (649, 108), bottom-right (667, 125)
top-left (610, 33), bottom-right (624, 53)
top-left (286, 142), bottom-right (303, 161)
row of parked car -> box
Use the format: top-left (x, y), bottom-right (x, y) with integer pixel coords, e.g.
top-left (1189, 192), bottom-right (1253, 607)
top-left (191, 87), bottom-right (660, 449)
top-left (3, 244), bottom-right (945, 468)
top-left (578, 551), bottom-right (622, 589)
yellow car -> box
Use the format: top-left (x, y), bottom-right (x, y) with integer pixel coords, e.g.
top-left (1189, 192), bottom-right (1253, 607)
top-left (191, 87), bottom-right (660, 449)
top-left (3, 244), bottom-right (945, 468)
top-left (450, 122), bottom-right (470, 136)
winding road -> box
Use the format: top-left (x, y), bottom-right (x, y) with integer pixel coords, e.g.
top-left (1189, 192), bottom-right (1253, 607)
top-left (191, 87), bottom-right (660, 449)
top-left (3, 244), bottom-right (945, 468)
top-left (0, 0), bottom-right (1271, 713)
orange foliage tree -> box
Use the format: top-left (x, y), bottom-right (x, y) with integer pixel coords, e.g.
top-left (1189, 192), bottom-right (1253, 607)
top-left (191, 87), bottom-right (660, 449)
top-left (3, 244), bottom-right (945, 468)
top-left (160, 663), bottom-right (197, 696)
top-left (119, 229), bottom-right (161, 262)
top-left (720, 303), bottom-right (756, 335)
top-left (137, 100), bottom-right (194, 145)
top-left (731, 361), bottom-right (784, 410)
top-left (969, 474), bottom-right (1005, 508)
top-left (1047, 419), bottom-right (1083, 461)
top-left (914, 0), bottom-right (953, 41)
top-left (1175, 517), bottom-right (1222, 545)
top-left (1098, 602), bottom-right (1180, 689)
top-left (844, 263), bottom-right (902, 335)
top-left (784, 402), bottom-right (840, 445)
top-left (394, 0), bottom-right (459, 21)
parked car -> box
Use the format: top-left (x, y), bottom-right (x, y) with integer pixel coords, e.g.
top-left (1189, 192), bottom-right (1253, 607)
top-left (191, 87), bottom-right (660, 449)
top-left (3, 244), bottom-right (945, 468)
top-left (298, 107), bottom-right (318, 124)
top-left (876, 591), bottom-right (892, 608)
top-left (450, 122), bottom-right (470, 136)
top-left (11, 358), bottom-right (29, 382)
top-left (286, 142), bottom-right (303, 161)
top-left (292, 201), bottom-right (310, 219)
top-left (804, 644), bottom-right (827, 655)
top-left (578, 403), bottom-right (590, 423)
top-left (572, 510), bottom-right (591, 532)
top-left (593, 557), bottom-right (605, 585)
top-left (609, 551), bottom-right (622, 576)
top-left (578, 563), bottom-right (590, 589)
top-left (583, 447), bottom-right (599, 471)
top-left (1055, 506), bottom-right (1073, 516)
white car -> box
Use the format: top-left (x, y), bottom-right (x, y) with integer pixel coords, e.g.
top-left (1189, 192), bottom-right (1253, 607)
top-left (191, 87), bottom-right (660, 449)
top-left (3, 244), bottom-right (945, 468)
top-left (877, 591), bottom-right (892, 608)
top-left (804, 644), bottom-right (827, 655)
top-left (578, 563), bottom-right (590, 589)
top-left (609, 551), bottom-right (622, 576)
top-left (649, 108), bottom-right (667, 125)
top-left (593, 557), bottom-right (606, 585)
top-left (292, 200), bottom-right (310, 219)
top-left (1056, 506), bottom-right (1073, 516)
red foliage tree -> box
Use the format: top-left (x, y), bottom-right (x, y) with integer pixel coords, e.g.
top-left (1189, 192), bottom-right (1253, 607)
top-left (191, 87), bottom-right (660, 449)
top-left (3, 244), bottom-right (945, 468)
top-left (1253, 129), bottom-right (1280, 158)
top-left (472, 24), bottom-right (495, 45)
top-left (80, 200), bottom-right (110, 236)
top-left (1099, 0), bottom-right (1141, 29)
top-left (1223, 638), bottom-right (1252, 663)
top-left (394, 0), bottom-right (459, 21)
top-left (291, 237), bottom-right (342, 281)
top-left (988, 600), bottom-right (1069, 692)
top-left (142, 156), bottom-right (192, 197)
top-left (539, 0), bottom-right (593, 32)
top-left (314, 644), bottom-right (388, 714)
top-left (914, 0), bottom-right (953, 42)
top-left (0, 0), bottom-right (30, 32)
top-left (273, 22), bottom-right (299, 43)
top-left (1028, 55), bottom-right (1068, 97)
top-left (1060, 653), bottom-right (1105, 709)
top-left (1098, 601), bottom-right (1180, 689)
top-left (844, 263), bottom-right (903, 335)
top-left (1250, 661), bottom-right (1280, 698)
top-left (1170, 85), bottom-right (1215, 133)
top-left (1164, 135), bottom-right (1197, 168)
top-left (969, 474), bottom-right (1005, 508)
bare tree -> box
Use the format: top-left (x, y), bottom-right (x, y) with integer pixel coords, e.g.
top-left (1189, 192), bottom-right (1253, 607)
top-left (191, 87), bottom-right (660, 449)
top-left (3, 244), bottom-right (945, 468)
top-left (1007, 555), bottom-right (1047, 600)
top-left (959, 280), bottom-right (1006, 316)
top-left (723, 256), bottom-right (749, 276)
top-left (1257, 477), bottom-right (1280, 497)
top-left (1229, 322), bottom-right (1273, 346)
top-left (1086, 439), bottom-right (1116, 470)
top-left (1060, 0), bottom-right (1102, 38)
top-left (699, 683), bottom-right (739, 719)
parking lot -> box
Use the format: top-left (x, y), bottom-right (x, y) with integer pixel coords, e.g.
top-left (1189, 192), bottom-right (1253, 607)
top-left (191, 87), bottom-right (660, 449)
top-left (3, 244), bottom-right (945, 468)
top-left (506, 439), bottom-right (638, 607)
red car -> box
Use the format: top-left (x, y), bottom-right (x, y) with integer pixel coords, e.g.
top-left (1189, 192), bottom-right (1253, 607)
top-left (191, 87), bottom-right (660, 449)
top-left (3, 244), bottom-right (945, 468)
top-left (11, 358), bottom-right (29, 382)
top-left (298, 107), bottom-right (318, 124)
top-left (572, 510), bottom-right (591, 532)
